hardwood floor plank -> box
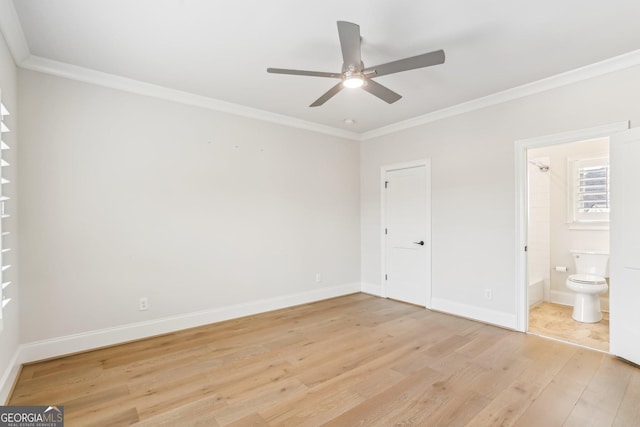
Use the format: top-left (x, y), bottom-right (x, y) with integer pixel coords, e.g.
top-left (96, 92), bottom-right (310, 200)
top-left (60, 385), bottom-right (133, 424)
top-left (563, 356), bottom-right (633, 427)
top-left (214, 378), bottom-right (308, 426)
top-left (612, 363), bottom-right (640, 426)
top-left (554, 348), bottom-right (604, 386)
top-left (464, 378), bottom-right (544, 426)
top-left (9, 364), bottom-right (106, 404)
top-left (133, 377), bottom-right (221, 420)
top-left (453, 324), bottom-right (507, 358)
top-left (76, 407), bottom-right (140, 427)
top-left (259, 386), bottom-right (364, 427)
top-left (515, 348), bottom-right (603, 427)
top-left (319, 366), bottom-right (443, 426)
top-left (7, 294), bottom-right (640, 426)
top-left (224, 413), bottom-right (268, 427)
top-left (293, 328), bottom-right (421, 388)
top-left (424, 389), bottom-right (490, 427)
top-left (516, 380), bottom-right (584, 427)
top-left (348, 368), bottom-right (405, 399)
top-left (515, 336), bottom-right (577, 385)
top-left (466, 355), bottom-right (530, 400)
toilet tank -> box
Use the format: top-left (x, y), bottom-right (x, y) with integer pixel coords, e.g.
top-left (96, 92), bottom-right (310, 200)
top-left (570, 250), bottom-right (609, 277)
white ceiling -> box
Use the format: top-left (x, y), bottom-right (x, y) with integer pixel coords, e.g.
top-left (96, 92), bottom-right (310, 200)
top-left (7, 0), bottom-right (640, 136)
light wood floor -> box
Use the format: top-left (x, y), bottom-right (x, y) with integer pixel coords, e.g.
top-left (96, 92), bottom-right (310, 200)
top-left (529, 302), bottom-right (609, 352)
top-left (9, 294), bottom-right (640, 426)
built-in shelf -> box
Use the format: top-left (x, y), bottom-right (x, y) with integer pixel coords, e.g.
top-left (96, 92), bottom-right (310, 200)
top-left (1, 265), bottom-right (11, 272)
top-left (0, 159), bottom-right (8, 167)
top-left (1, 281), bottom-right (10, 290)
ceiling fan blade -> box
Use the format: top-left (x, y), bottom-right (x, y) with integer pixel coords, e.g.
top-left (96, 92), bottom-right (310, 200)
top-left (267, 68), bottom-right (342, 78)
top-left (310, 82), bottom-right (344, 107)
top-left (363, 49), bottom-right (445, 78)
top-left (362, 79), bottom-right (402, 104)
top-left (337, 21), bottom-right (362, 69)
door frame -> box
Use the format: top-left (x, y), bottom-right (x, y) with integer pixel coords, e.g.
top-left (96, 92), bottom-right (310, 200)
top-left (514, 121), bottom-right (628, 332)
top-left (380, 159), bottom-right (432, 308)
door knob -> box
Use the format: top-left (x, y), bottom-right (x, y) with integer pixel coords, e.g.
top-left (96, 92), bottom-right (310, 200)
top-left (413, 241), bottom-right (424, 246)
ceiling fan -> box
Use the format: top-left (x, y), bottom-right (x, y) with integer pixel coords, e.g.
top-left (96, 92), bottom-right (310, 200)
top-left (267, 21), bottom-right (445, 107)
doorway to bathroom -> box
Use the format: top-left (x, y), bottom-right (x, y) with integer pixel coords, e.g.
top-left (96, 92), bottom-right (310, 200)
top-left (514, 122), bottom-right (628, 353)
top-left (526, 139), bottom-right (610, 352)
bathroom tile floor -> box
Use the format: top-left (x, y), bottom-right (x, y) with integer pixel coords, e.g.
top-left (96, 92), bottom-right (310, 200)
top-left (528, 302), bottom-right (609, 352)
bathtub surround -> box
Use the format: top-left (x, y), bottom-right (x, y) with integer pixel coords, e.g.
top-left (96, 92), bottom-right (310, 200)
top-left (527, 157), bottom-right (551, 306)
top-left (528, 278), bottom-right (545, 307)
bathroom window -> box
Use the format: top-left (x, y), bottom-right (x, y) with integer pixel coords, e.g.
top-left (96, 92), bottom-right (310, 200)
top-left (570, 157), bottom-right (609, 224)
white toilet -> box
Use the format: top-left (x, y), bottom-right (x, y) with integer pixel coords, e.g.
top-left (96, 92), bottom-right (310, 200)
top-left (565, 250), bottom-right (609, 323)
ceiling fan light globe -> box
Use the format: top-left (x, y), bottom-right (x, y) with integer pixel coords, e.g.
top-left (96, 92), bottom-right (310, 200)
top-left (343, 76), bottom-right (365, 89)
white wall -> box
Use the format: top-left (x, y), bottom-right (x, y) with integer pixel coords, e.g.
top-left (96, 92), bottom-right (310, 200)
top-left (18, 70), bottom-right (360, 345)
top-left (361, 64), bottom-right (640, 328)
top-left (0, 29), bottom-right (19, 402)
top-left (529, 139), bottom-right (610, 306)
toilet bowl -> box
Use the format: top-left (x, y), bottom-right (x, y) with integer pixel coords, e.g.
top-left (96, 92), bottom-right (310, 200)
top-left (566, 250), bottom-right (609, 323)
top-left (565, 274), bottom-right (608, 323)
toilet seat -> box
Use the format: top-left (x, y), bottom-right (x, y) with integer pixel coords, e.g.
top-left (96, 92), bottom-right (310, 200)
top-left (567, 273), bottom-right (606, 285)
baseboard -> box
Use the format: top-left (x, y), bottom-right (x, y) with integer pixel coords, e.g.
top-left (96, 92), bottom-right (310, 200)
top-left (0, 350), bottom-right (21, 404)
top-left (549, 290), bottom-right (574, 306)
top-left (431, 297), bottom-right (517, 330)
top-left (361, 282), bottom-right (384, 297)
top-left (15, 282), bottom-right (361, 367)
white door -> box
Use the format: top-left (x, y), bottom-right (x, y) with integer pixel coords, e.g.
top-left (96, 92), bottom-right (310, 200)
top-left (384, 164), bottom-right (431, 307)
top-left (610, 127), bottom-right (640, 365)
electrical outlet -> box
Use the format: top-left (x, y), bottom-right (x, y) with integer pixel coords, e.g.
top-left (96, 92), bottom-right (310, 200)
top-left (484, 289), bottom-right (493, 300)
top-left (315, 273), bottom-right (322, 283)
top-left (139, 297), bottom-right (148, 311)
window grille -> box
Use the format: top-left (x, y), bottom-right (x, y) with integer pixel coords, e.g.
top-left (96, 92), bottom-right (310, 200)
top-left (571, 157), bottom-right (609, 223)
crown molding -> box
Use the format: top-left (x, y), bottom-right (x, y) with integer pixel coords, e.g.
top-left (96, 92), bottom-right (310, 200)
top-left (20, 55), bottom-right (360, 141)
top-left (23, 49), bottom-right (640, 143)
top-left (3, 0), bottom-right (640, 142)
top-left (360, 49), bottom-right (640, 141)
top-left (0, 1), bottom-right (359, 141)
top-left (0, 0), bottom-right (29, 64)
